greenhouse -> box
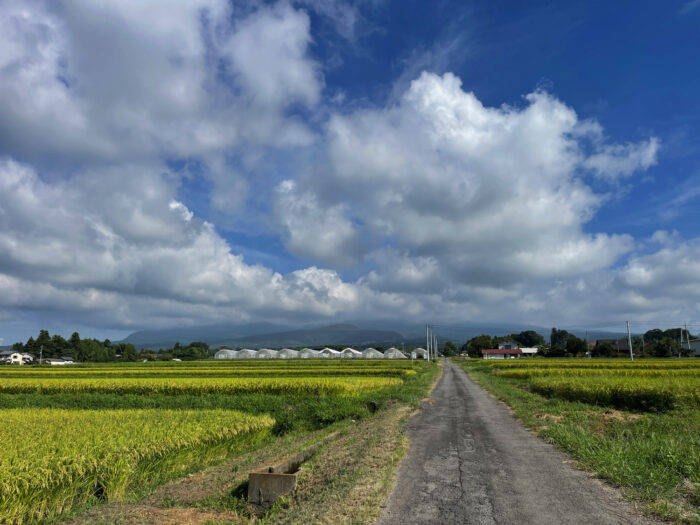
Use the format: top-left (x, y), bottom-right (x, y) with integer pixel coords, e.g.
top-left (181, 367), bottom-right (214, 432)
top-left (299, 348), bottom-right (321, 359)
top-left (384, 347), bottom-right (407, 359)
top-left (237, 349), bottom-right (258, 359)
top-left (320, 348), bottom-right (341, 358)
top-left (278, 348), bottom-right (300, 359)
top-left (411, 348), bottom-right (428, 360)
top-left (257, 349), bottom-right (279, 359)
top-left (341, 347), bottom-right (362, 359)
top-left (362, 348), bottom-right (384, 359)
top-left (214, 348), bottom-right (238, 359)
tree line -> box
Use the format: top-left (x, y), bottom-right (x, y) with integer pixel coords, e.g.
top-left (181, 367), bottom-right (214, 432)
top-left (442, 327), bottom-right (696, 358)
top-left (9, 330), bottom-right (214, 362)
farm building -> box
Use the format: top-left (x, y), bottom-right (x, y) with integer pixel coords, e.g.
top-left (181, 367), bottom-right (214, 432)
top-left (689, 339), bottom-right (700, 357)
top-left (237, 349), bottom-right (258, 359)
top-left (519, 347), bottom-right (538, 356)
top-left (257, 349), bottom-right (279, 359)
top-left (45, 357), bottom-right (74, 365)
top-left (214, 348), bottom-right (238, 359)
top-left (278, 348), bottom-right (299, 359)
top-left (384, 348), bottom-right (407, 359)
top-left (341, 347), bottom-right (362, 359)
top-left (320, 348), bottom-right (341, 358)
top-left (299, 348), bottom-right (321, 359)
top-left (411, 348), bottom-right (428, 360)
top-left (362, 348), bottom-right (384, 359)
top-left (482, 349), bottom-right (523, 360)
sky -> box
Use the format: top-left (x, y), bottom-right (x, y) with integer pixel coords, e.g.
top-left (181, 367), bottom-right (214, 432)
top-left (1, 0), bottom-right (699, 344)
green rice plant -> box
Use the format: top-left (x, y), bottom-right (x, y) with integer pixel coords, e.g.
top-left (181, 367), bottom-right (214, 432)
top-left (0, 408), bottom-right (273, 525)
top-left (529, 375), bottom-right (700, 411)
top-left (495, 368), bottom-right (700, 379)
top-left (487, 358), bottom-right (700, 370)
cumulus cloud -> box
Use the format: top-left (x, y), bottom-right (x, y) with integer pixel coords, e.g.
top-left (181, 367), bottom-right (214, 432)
top-left (0, 1), bottom-right (690, 339)
top-left (0, 159), bottom-right (371, 329)
top-left (277, 72), bottom-right (650, 294)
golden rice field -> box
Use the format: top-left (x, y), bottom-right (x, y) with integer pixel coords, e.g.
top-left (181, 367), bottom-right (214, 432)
top-left (0, 359), bottom-right (430, 524)
top-left (0, 375), bottom-right (402, 396)
top-left (0, 408), bottom-right (273, 525)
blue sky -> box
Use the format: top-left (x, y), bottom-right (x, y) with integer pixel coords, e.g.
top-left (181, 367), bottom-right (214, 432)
top-left (0, 0), bottom-right (699, 343)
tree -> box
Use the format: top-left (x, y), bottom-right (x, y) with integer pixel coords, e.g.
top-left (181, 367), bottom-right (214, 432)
top-left (121, 343), bottom-right (138, 362)
top-left (593, 341), bottom-right (614, 357)
top-left (442, 341), bottom-right (458, 357)
top-left (566, 336), bottom-right (587, 357)
top-left (466, 335), bottom-right (494, 358)
top-left (512, 330), bottom-right (545, 347)
top-left (70, 332), bottom-right (81, 351)
top-left (550, 328), bottom-right (573, 351)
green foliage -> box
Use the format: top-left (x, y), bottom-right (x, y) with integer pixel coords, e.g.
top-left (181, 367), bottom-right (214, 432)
top-left (512, 330), bottom-right (546, 347)
top-left (442, 341), bottom-right (458, 356)
top-left (465, 334), bottom-right (494, 357)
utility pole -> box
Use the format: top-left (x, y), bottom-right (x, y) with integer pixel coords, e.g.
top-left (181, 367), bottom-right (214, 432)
top-left (686, 323), bottom-right (692, 353)
top-left (426, 324), bottom-right (430, 362)
top-left (39, 345), bottom-right (43, 365)
top-left (626, 321), bottom-right (634, 361)
top-left (434, 335), bottom-right (438, 359)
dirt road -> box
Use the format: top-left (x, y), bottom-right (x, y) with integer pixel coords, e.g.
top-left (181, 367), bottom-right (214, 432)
top-left (376, 360), bottom-right (657, 525)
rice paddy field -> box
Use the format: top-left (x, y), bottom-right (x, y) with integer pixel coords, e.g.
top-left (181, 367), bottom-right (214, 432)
top-left (456, 358), bottom-right (700, 523)
top-left (0, 359), bottom-right (436, 525)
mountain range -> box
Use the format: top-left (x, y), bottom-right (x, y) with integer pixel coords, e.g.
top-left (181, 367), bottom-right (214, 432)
top-left (120, 320), bottom-right (626, 350)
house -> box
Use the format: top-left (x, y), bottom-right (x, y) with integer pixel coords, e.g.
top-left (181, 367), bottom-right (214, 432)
top-left (362, 347), bottom-right (384, 359)
top-left (482, 348), bottom-right (523, 359)
top-left (411, 348), bottom-right (428, 360)
top-left (498, 341), bottom-right (519, 350)
top-left (384, 348), bottom-right (407, 359)
top-left (320, 348), bottom-right (341, 358)
top-left (341, 347), bottom-right (362, 359)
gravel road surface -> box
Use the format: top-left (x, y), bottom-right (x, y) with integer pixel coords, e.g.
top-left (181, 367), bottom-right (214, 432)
top-left (375, 359), bottom-right (657, 525)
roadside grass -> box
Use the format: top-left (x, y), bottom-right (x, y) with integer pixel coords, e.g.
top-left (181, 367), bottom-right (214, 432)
top-left (455, 358), bottom-right (700, 524)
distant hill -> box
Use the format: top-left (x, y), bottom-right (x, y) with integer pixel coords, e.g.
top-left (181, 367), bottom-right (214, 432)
top-left (236, 323), bottom-right (403, 347)
top-left (121, 322), bottom-right (288, 349)
top-left (119, 319), bottom-right (627, 350)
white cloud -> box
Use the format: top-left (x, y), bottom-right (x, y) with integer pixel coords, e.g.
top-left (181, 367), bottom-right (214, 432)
top-left (277, 72), bottom-right (648, 294)
top-left (0, 0), bottom-right (321, 163)
top-left (583, 138), bottom-right (659, 179)
top-left (0, 159), bottom-right (368, 329)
